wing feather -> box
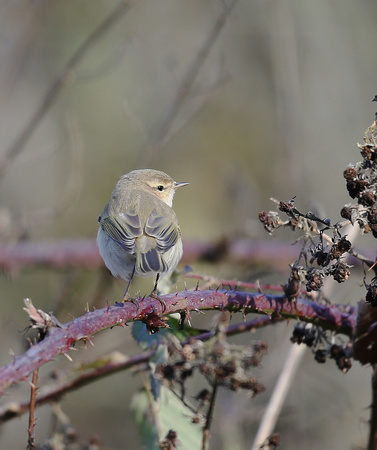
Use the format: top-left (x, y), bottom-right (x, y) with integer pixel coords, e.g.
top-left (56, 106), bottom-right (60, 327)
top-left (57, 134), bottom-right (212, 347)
top-left (145, 212), bottom-right (180, 253)
top-left (99, 212), bottom-right (142, 253)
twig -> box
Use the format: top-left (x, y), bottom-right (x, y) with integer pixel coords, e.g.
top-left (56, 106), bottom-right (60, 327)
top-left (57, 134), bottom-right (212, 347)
top-left (0, 238), bottom-right (331, 272)
top-left (250, 345), bottom-right (305, 450)
top-left (202, 380), bottom-right (218, 450)
top-left (368, 364), bottom-right (377, 450)
top-left (27, 369), bottom-right (38, 449)
top-left (349, 248), bottom-right (375, 268)
top-left (0, 1), bottom-right (134, 181)
top-left (143, 0), bottom-right (239, 163)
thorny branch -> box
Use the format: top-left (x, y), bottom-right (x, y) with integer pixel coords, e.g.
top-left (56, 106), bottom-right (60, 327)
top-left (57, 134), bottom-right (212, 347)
top-left (0, 290), bottom-right (356, 397)
top-left (0, 316), bottom-right (279, 424)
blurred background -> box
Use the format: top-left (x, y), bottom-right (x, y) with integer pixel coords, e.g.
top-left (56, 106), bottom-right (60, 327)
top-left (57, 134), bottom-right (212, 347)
top-left (0, 0), bottom-right (376, 448)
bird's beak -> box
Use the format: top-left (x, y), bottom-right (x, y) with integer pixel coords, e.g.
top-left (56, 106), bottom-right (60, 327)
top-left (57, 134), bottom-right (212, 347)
top-left (174, 181), bottom-right (189, 189)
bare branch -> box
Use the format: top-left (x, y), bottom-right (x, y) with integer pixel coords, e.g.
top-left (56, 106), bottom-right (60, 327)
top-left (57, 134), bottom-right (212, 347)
top-left (202, 380), bottom-right (217, 450)
top-left (0, 1), bottom-right (134, 181)
top-left (0, 238), bottom-right (323, 273)
top-left (142, 0), bottom-right (239, 163)
top-left (26, 370), bottom-right (38, 450)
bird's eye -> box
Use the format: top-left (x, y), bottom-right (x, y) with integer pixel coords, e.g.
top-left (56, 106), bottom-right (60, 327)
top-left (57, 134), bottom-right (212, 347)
top-left (157, 185), bottom-right (164, 191)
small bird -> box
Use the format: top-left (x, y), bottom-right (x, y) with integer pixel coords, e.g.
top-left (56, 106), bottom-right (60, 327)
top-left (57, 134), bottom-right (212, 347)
top-left (97, 169), bottom-right (189, 303)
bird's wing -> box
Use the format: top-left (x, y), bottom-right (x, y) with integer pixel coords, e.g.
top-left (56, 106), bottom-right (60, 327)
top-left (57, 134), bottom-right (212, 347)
top-left (99, 211), bottom-right (142, 253)
top-left (133, 212), bottom-right (180, 275)
top-left (145, 211), bottom-right (181, 253)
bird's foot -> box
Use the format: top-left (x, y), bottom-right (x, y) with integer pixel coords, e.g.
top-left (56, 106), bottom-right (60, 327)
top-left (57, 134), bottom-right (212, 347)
top-left (123, 292), bottom-right (139, 309)
top-left (150, 289), bottom-right (166, 313)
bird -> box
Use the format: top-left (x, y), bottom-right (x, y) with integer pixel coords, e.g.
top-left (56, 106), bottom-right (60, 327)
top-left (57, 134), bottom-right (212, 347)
top-left (97, 169), bottom-right (189, 305)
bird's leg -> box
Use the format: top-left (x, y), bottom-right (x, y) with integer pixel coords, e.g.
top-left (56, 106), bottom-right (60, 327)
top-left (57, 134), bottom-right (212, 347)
top-left (123, 266), bottom-right (139, 308)
top-left (150, 273), bottom-right (166, 312)
top-left (151, 273), bottom-right (160, 296)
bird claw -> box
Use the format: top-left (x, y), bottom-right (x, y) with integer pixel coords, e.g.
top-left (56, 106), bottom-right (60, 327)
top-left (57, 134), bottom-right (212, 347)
top-left (123, 292), bottom-right (139, 310)
top-left (150, 290), bottom-right (166, 313)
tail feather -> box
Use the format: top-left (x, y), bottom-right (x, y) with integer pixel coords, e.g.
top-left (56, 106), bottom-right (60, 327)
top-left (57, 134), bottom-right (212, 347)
top-left (136, 248), bottom-right (168, 275)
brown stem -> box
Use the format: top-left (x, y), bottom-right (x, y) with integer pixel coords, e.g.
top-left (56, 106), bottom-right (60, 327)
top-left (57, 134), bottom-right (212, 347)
top-left (27, 369), bottom-right (38, 449)
top-left (202, 380), bottom-right (218, 450)
top-left (368, 364), bottom-right (377, 450)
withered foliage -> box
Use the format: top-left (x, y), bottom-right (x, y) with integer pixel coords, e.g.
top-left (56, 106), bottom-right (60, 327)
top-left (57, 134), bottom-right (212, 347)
top-left (155, 313), bottom-right (266, 424)
top-left (259, 116), bottom-right (377, 370)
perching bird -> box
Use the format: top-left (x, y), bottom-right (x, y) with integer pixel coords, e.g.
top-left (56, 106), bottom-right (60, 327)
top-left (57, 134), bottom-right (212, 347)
top-left (97, 169), bottom-right (188, 302)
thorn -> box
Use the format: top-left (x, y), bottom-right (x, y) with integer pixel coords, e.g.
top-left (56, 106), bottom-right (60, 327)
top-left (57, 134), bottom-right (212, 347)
top-left (25, 378), bottom-right (35, 389)
top-left (195, 281), bottom-right (200, 291)
top-left (184, 309), bottom-right (193, 327)
top-left (85, 303), bottom-right (90, 313)
top-left (63, 353), bottom-right (73, 362)
top-left (184, 281), bottom-right (188, 291)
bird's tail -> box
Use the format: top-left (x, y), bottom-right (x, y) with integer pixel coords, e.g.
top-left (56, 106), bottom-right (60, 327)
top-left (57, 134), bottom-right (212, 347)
top-left (135, 247), bottom-right (168, 275)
